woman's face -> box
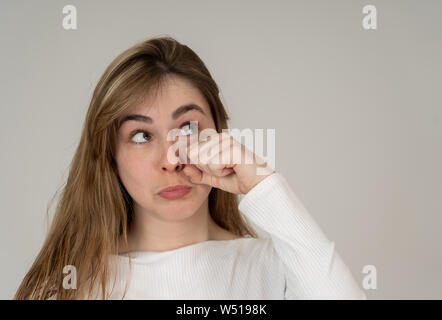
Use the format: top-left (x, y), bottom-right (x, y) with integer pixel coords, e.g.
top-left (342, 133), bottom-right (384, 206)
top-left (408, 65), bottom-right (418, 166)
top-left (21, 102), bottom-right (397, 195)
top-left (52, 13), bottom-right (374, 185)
top-left (114, 75), bottom-right (217, 221)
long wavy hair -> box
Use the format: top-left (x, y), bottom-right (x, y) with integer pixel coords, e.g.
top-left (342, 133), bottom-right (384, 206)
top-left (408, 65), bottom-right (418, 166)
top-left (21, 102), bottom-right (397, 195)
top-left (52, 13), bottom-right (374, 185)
top-left (14, 35), bottom-right (258, 300)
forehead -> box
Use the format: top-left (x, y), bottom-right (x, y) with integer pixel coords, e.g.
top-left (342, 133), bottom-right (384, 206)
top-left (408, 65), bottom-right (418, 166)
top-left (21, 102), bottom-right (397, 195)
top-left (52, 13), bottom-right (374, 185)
top-left (126, 75), bottom-right (211, 117)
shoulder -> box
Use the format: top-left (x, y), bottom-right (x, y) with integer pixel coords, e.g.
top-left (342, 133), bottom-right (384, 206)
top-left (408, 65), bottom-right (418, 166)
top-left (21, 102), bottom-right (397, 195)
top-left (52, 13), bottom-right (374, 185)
top-left (228, 236), bottom-right (275, 259)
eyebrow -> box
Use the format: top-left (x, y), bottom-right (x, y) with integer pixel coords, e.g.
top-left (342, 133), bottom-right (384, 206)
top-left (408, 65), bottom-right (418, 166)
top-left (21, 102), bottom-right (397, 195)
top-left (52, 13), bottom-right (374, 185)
top-left (118, 104), bottom-right (206, 128)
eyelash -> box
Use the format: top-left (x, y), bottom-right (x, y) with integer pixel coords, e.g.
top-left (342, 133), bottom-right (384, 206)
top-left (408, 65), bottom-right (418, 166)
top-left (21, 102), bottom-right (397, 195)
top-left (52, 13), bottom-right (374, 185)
top-left (130, 121), bottom-right (197, 145)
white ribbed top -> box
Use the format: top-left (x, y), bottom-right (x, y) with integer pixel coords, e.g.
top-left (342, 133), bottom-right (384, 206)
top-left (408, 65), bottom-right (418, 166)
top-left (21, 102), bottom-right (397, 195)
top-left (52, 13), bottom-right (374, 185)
top-left (101, 172), bottom-right (366, 300)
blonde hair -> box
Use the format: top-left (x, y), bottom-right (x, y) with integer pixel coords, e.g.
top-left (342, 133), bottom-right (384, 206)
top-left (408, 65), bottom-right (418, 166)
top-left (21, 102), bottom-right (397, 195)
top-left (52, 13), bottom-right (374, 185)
top-left (14, 36), bottom-right (258, 299)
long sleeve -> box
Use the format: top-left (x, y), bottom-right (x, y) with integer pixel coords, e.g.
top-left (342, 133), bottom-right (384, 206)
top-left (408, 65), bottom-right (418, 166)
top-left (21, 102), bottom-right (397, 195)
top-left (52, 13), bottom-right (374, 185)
top-left (238, 172), bottom-right (367, 299)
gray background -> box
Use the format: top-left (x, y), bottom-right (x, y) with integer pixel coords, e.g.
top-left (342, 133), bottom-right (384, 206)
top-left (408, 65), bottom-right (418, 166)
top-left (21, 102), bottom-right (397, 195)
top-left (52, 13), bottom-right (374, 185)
top-left (1, 0), bottom-right (441, 299)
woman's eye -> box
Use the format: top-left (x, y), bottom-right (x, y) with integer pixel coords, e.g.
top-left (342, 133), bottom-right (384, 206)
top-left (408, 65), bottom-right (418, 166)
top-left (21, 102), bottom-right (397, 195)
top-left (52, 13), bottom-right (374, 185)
top-left (131, 131), bottom-right (151, 144)
top-left (130, 122), bottom-right (197, 145)
top-left (180, 121), bottom-right (198, 136)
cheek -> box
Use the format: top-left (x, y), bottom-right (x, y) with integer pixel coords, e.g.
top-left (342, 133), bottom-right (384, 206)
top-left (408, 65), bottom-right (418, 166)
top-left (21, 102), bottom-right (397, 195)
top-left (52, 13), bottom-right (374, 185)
top-left (193, 184), bottom-right (212, 202)
top-left (116, 151), bottom-right (155, 191)
top-left (123, 154), bottom-right (146, 171)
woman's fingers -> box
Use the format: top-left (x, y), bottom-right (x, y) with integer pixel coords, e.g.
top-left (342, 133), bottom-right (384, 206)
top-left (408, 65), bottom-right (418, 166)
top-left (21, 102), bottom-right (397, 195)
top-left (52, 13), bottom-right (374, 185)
top-left (180, 131), bottom-right (244, 182)
top-left (183, 164), bottom-right (223, 188)
top-left (182, 165), bottom-right (202, 183)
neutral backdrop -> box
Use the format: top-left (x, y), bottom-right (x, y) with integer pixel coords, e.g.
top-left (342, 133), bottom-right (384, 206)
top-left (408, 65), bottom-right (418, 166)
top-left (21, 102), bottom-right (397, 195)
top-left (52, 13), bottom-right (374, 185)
top-left (1, 0), bottom-right (441, 299)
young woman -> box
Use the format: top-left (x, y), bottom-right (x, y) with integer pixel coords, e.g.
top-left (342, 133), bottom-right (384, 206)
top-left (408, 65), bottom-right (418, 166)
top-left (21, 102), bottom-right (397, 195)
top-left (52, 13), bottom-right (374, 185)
top-left (14, 36), bottom-right (366, 300)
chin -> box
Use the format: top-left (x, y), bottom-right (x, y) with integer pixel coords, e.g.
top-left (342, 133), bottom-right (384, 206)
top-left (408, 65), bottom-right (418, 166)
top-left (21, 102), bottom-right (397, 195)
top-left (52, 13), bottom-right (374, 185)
top-left (155, 205), bottom-right (200, 221)
top-left (156, 195), bottom-right (208, 219)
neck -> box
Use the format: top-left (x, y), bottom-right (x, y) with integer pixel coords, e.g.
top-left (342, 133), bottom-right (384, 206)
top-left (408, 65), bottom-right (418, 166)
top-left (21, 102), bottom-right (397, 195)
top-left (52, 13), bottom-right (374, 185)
top-left (118, 197), bottom-right (223, 253)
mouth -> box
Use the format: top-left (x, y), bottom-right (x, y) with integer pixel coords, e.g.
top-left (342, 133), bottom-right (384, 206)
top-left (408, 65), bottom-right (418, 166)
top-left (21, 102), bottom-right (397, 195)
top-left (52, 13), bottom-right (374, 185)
top-left (158, 185), bottom-right (193, 200)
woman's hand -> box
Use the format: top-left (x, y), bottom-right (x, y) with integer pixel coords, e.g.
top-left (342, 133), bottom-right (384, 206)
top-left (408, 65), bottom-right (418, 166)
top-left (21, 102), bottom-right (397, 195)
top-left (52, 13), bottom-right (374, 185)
top-left (180, 131), bottom-right (275, 194)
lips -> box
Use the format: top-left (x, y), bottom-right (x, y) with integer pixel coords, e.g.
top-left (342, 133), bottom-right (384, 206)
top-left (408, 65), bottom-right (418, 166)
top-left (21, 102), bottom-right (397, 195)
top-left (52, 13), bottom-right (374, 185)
top-left (158, 185), bottom-right (192, 200)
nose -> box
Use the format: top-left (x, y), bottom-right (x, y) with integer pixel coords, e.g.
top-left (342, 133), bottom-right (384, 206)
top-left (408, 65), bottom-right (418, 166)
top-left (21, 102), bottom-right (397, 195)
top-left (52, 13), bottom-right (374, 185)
top-left (159, 139), bottom-right (185, 172)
